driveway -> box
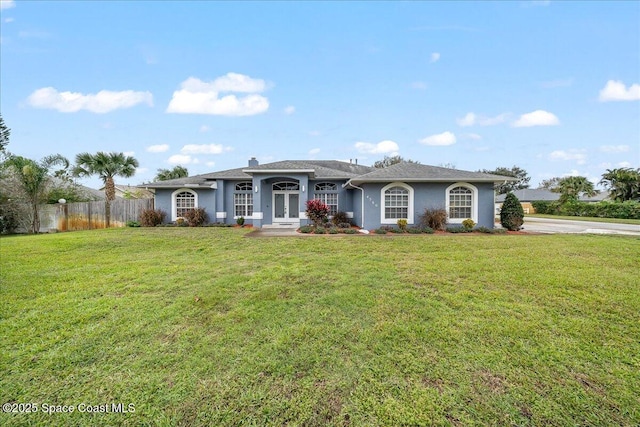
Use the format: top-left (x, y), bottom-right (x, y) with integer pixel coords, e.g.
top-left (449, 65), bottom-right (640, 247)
top-left (521, 217), bottom-right (640, 236)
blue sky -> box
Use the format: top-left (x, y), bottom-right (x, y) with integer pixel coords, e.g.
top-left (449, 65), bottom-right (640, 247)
top-left (1, 0), bottom-right (638, 189)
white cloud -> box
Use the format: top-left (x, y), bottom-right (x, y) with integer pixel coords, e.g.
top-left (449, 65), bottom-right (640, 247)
top-left (598, 80), bottom-right (640, 102)
top-left (284, 105), bottom-right (295, 115)
top-left (618, 161), bottom-right (632, 167)
top-left (166, 73), bottom-right (269, 116)
top-left (199, 125), bottom-right (210, 133)
top-left (354, 140), bottom-right (399, 154)
top-left (548, 149), bottom-right (587, 164)
top-left (456, 112), bottom-right (509, 127)
top-left (168, 154), bottom-right (198, 165)
top-left (0, 0), bottom-right (15, 10)
top-left (136, 167), bottom-right (149, 174)
top-left (512, 110), bottom-right (559, 127)
top-left (180, 144), bottom-right (232, 155)
top-left (147, 144), bottom-right (169, 153)
top-left (309, 148), bottom-right (321, 155)
top-left (27, 87), bottom-right (153, 113)
top-left (600, 145), bottom-right (630, 153)
top-left (206, 161), bottom-right (216, 167)
top-left (411, 81), bottom-right (428, 90)
top-left (4, 17), bottom-right (14, 23)
top-left (430, 52), bottom-right (440, 63)
top-left (419, 131), bottom-right (457, 146)
top-left (123, 151), bottom-right (135, 157)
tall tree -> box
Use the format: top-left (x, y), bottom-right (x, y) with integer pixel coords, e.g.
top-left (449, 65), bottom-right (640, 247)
top-left (538, 177), bottom-right (562, 190)
top-left (0, 114), bottom-right (10, 157)
top-left (600, 167), bottom-right (640, 202)
top-left (553, 176), bottom-right (598, 203)
top-left (154, 165), bottom-right (188, 181)
top-left (2, 154), bottom-right (69, 233)
top-left (73, 152), bottom-right (139, 226)
top-left (481, 166), bottom-right (530, 194)
top-left (373, 155), bottom-right (420, 169)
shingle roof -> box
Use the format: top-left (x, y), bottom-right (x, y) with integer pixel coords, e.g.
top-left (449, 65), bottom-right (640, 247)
top-left (346, 162), bottom-right (517, 185)
top-left (142, 160), bottom-right (516, 189)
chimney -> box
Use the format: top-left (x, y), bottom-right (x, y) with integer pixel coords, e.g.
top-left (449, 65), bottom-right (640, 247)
top-left (248, 157), bottom-right (259, 167)
top-left (355, 158), bottom-right (358, 165)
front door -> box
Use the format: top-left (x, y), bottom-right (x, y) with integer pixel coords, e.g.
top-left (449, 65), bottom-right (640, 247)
top-left (273, 191), bottom-right (300, 223)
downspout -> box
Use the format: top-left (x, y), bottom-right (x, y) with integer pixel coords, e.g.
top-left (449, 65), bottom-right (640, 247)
top-left (344, 180), bottom-right (365, 229)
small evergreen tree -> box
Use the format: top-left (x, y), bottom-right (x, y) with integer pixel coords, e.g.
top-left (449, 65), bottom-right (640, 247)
top-left (500, 192), bottom-right (524, 231)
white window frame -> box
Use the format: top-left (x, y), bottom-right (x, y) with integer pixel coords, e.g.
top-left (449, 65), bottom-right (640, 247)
top-left (171, 188), bottom-right (198, 221)
top-left (314, 182), bottom-right (339, 216)
top-left (234, 182), bottom-right (253, 219)
top-left (381, 182), bottom-right (414, 224)
top-left (446, 182), bottom-right (478, 224)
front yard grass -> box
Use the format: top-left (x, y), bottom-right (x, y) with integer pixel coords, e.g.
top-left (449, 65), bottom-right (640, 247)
top-left (1, 228), bottom-right (639, 426)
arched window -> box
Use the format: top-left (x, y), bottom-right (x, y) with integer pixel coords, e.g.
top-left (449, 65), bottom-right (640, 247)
top-left (272, 181), bottom-right (299, 191)
top-left (446, 183), bottom-right (478, 223)
top-left (381, 182), bottom-right (414, 224)
top-left (234, 181), bottom-right (253, 217)
top-left (172, 189), bottom-right (197, 220)
top-left (314, 182), bottom-right (338, 215)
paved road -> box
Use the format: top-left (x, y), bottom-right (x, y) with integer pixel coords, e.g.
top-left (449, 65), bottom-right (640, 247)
top-left (521, 217), bottom-right (640, 236)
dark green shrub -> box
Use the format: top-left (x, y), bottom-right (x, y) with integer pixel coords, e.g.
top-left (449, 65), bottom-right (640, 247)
top-left (332, 211), bottom-right (350, 226)
top-left (314, 226), bottom-right (326, 234)
top-left (500, 192), bottom-right (524, 231)
top-left (337, 222), bottom-right (351, 229)
top-left (328, 227), bottom-right (339, 234)
top-left (139, 209), bottom-right (167, 227)
top-left (126, 220), bottom-right (140, 227)
top-left (236, 216), bottom-right (245, 226)
top-left (492, 228), bottom-right (507, 234)
top-left (184, 207), bottom-right (208, 227)
top-left (421, 226), bottom-right (434, 234)
top-left (374, 228), bottom-right (388, 234)
top-left (419, 207), bottom-right (448, 231)
top-left (447, 226), bottom-right (471, 233)
top-left (389, 227), bottom-right (404, 233)
top-left (299, 225), bottom-right (314, 233)
top-left (343, 228), bottom-right (358, 234)
top-left (406, 227), bottom-right (422, 234)
top-left (531, 200), bottom-right (557, 214)
top-left (475, 226), bottom-right (493, 234)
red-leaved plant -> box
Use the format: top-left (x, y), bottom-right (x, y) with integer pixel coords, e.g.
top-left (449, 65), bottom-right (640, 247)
top-left (306, 199), bottom-right (330, 227)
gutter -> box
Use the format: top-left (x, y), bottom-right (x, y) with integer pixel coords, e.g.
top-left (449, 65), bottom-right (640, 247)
top-left (343, 180), bottom-right (365, 228)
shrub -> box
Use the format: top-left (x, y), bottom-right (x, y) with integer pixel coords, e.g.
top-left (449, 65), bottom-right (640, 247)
top-left (139, 209), bottom-right (167, 227)
top-left (306, 199), bottom-right (330, 227)
top-left (462, 218), bottom-right (476, 231)
top-left (406, 227), bottom-right (422, 234)
top-left (299, 225), bottom-right (314, 233)
top-left (421, 226), bottom-right (435, 234)
top-left (374, 228), bottom-right (388, 234)
top-left (236, 216), bottom-right (245, 226)
top-left (332, 211), bottom-right (351, 226)
top-left (500, 192), bottom-right (524, 231)
top-left (314, 226), bottom-right (326, 234)
top-left (447, 226), bottom-right (471, 233)
top-left (183, 208), bottom-right (208, 227)
top-left (337, 222), bottom-right (352, 229)
top-left (343, 228), bottom-right (358, 234)
top-left (389, 227), bottom-right (404, 233)
top-left (126, 220), bottom-right (140, 227)
top-left (531, 200), bottom-right (557, 215)
top-left (419, 207), bottom-right (448, 231)
top-left (328, 227), bottom-right (339, 234)
top-left (475, 226), bottom-right (494, 234)
top-left (175, 217), bottom-right (186, 226)
top-left (397, 219), bottom-right (408, 231)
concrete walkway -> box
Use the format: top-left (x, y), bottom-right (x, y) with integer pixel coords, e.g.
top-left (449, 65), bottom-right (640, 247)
top-left (522, 217), bottom-right (640, 236)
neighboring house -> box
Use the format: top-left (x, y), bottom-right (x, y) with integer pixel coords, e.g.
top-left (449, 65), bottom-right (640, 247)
top-left (144, 158), bottom-right (515, 229)
top-left (99, 184), bottom-right (154, 199)
top-left (495, 188), bottom-right (609, 214)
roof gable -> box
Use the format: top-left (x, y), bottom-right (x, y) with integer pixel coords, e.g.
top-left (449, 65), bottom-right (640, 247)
top-left (347, 162), bottom-right (517, 184)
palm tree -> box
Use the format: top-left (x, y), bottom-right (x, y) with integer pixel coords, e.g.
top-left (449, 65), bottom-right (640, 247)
top-left (600, 168), bottom-right (640, 202)
top-left (2, 154), bottom-right (69, 233)
top-left (553, 176), bottom-right (598, 204)
top-left (73, 152), bottom-right (139, 226)
top-left (154, 165), bottom-right (188, 181)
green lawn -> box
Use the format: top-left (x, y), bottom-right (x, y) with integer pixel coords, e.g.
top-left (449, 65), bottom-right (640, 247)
top-left (1, 228), bottom-right (639, 426)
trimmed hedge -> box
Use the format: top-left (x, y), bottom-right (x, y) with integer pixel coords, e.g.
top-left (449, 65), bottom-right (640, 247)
top-left (531, 200), bottom-right (640, 219)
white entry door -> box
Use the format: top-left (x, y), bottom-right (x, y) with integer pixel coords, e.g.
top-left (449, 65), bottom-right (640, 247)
top-left (273, 191), bottom-right (300, 222)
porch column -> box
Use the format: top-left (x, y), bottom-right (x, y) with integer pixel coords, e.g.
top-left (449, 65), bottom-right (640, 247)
top-left (215, 180), bottom-right (227, 223)
top-left (299, 175), bottom-right (310, 226)
top-left (252, 176), bottom-right (263, 228)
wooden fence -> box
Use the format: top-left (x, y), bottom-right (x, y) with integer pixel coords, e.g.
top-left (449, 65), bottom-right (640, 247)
top-left (39, 199), bottom-right (154, 232)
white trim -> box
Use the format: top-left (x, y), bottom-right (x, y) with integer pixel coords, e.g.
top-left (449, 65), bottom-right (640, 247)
top-left (252, 212), bottom-right (263, 220)
top-left (300, 212), bottom-right (308, 219)
top-left (445, 182), bottom-right (478, 224)
top-left (346, 211), bottom-right (354, 218)
top-left (216, 212), bottom-right (227, 219)
top-left (380, 182), bottom-right (414, 224)
top-left (171, 188), bottom-right (198, 221)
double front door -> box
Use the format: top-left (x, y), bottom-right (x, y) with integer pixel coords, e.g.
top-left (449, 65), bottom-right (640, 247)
top-left (273, 191), bottom-right (299, 222)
